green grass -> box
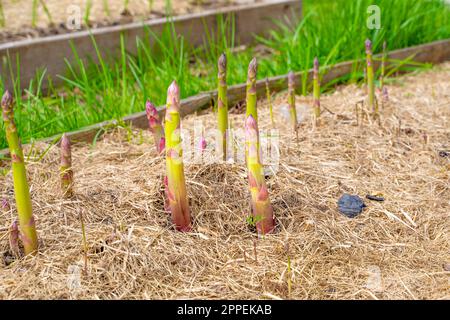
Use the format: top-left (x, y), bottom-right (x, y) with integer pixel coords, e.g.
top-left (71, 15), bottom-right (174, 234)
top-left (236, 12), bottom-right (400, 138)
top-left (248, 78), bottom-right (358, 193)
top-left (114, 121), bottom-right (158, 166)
top-left (0, 0), bottom-right (449, 150)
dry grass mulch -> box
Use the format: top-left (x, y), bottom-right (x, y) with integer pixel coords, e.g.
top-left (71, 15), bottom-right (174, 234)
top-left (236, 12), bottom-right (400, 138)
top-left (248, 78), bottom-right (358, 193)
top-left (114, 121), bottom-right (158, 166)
top-left (0, 62), bottom-right (449, 299)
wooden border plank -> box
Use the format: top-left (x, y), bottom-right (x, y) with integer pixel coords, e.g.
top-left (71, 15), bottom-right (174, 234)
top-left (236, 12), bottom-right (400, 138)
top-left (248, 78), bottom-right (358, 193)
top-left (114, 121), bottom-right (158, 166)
top-left (1, 38), bottom-right (449, 156)
top-left (0, 0), bottom-right (302, 91)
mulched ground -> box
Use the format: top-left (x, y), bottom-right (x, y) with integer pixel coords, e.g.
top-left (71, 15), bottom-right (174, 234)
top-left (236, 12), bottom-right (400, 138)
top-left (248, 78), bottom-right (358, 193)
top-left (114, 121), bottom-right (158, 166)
top-left (0, 62), bottom-right (449, 299)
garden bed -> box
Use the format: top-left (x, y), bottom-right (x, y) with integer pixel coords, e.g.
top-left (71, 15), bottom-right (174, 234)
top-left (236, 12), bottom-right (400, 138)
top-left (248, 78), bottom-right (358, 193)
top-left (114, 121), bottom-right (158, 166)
top-left (1, 63), bottom-right (448, 299)
top-left (0, 0), bottom-right (301, 90)
top-left (0, 0), bottom-right (258, 43)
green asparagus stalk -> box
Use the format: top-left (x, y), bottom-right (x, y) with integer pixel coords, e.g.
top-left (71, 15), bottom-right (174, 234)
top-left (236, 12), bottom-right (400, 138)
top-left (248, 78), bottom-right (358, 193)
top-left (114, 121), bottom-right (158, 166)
top-left (2, 91), bottom-right (38, 255)
top-left (365, 39), bottom-right (376, 115)
top-left (313, 58), bottom-right (321, 119)
top-left (165, 81), bottom-right (191, 232)
top-left (217, 53), bottom-right (228, 161)
top-left (246, 58), bottom-right (258, 122)
top-left (146, 101), bottom-right (165, 154)
top-left (380, 41), bottom-right (387, 91)
top-left (265, 78), bottom-right (275, 128)
top-left (245, 115), bottom-right (275, 235)
top-left (287, 71), bottom-right (298, 132)
top-left (60, 133), bottom-right (74, 197)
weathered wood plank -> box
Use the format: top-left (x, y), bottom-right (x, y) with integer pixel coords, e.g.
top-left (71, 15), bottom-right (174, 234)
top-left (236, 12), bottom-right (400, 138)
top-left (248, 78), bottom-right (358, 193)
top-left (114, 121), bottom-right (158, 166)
top-left (0, 0), bottom-right (302, 91)
top-left (1, 38), bottom-right (449, 156)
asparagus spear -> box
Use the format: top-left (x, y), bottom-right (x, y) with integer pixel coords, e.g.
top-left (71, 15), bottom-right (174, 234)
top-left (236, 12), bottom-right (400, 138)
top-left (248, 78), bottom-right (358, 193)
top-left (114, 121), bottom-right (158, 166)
top-left (217, 53), bottom-right (228, 161)
top-left (313, 57), bottom-right (321, 120)
top-left (380, 41), bottom-right (387, 91)
top-left (60, 133), bottom-right (74, 197)
top-left (146, 101), bottom-right (165, 154)
top-left (165, 81), bottom-right (191, 232)
top-left (287, 71), bottom-right (298, 132)
top-left (1, 91), bottom-right (38, 255)
top-left (365, 39), bottom-right (376, 115)
top-left (245, 115), bottom-right (275, 235)
top-left (246, 58), bottom-right (258, 122)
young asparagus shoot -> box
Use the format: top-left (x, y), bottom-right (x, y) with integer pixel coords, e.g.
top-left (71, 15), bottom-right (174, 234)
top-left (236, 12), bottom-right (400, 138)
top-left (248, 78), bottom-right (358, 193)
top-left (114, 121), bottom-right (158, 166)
top-left (380, 41), bottom-right (387, 91)
top-left (265, 78), bottom-right (275, 128)
top-left (9, 220), bottom-right (20, 258)
top-left (198, 136), bottom-right (207, 153)
top-left (246, 58), bottom-right (258, 122)
top-left (1, 91), bottom-right (38, 255)
top-left (60, 133), bottom-right (74, 197)
top-left (366, 39), bottom-right (377, 115)
top-left (245, 115), bottom-right (275, 235)
top-left (217, 53), bottom-right (228, 161)
top-left (165, 81), bottom-right (191, 232)
top-left (146, 101), bottom-right (165, 154)
top-left (287, 71), bottom-right (298, 132)
top-left (313, 58), bottom-right (321, 120)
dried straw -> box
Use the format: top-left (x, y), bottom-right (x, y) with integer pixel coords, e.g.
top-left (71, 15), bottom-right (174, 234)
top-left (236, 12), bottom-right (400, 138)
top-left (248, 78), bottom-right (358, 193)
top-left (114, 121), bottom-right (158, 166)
top-left (0, 63), bottom-right (449, 299)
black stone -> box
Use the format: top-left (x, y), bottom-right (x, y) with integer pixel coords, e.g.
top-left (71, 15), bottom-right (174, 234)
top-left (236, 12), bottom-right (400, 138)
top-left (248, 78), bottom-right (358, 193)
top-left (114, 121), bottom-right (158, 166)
top-left (337, 194), bottom-right (366, 218)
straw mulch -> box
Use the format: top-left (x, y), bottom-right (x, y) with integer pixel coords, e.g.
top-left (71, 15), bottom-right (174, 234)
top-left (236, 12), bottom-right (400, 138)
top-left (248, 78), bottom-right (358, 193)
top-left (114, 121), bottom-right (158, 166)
top-left (0, 63), bottom-right (449, 300)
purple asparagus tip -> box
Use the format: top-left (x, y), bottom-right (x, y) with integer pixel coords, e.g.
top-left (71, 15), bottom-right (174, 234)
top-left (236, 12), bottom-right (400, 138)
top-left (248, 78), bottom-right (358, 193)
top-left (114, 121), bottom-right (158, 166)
top-left (145, 100), bottom-right (159, 124)
top-left (288, 71), bottom-right (295, 85)
top-left (60, 133), bottom-right (71, 166)
top-left (365, 39), bottom-right (372, 54)
top-left (382, 86), bottom-right (389, 101)
top-left (167, 80), bottom-right (180, 101)
top-left (61, 133), bottom-right (70, 150)
top-left (314, 57), bottom-right (319, 71)
top-left (1, 90), bottom-right (12, 108)
top-left (145, 100), bottom-right (157, 117)
top-left (248, 57), bottom-right (258, 79)
top-left (198, 137), bottom-right (207, 152)
top-left (218, 53), bottom-right (227, 71)
top-left (167, 80), bottom-right (180, 112)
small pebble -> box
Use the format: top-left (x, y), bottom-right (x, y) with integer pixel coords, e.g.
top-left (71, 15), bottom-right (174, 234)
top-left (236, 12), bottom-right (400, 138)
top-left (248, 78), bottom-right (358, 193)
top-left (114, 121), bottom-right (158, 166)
top-left (338, 194), bottom-right (366, 218)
